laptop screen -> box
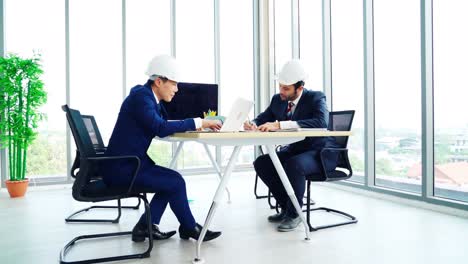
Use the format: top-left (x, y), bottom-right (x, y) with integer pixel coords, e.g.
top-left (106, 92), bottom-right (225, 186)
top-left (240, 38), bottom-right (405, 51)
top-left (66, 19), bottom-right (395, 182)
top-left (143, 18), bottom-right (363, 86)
top-left (219, 98), bottom-right (254, 132)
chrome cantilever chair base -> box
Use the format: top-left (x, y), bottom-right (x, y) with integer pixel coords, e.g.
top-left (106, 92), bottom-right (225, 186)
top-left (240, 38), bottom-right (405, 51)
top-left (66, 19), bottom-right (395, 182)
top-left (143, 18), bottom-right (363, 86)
top-left (65, 197), bottom-right (143, 223)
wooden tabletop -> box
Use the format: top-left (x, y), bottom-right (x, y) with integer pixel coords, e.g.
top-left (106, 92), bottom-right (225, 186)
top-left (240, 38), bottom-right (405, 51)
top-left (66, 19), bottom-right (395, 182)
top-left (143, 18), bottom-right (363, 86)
top-left (170, 130), bottom-right (352, 139)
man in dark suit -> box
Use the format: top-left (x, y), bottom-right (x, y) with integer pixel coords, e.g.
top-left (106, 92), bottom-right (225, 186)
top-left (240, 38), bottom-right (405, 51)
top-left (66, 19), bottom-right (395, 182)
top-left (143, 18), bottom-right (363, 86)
top-left (102, 55), bottom-right (222, 242)
top-left (245, 60), bottom-right (338, 232)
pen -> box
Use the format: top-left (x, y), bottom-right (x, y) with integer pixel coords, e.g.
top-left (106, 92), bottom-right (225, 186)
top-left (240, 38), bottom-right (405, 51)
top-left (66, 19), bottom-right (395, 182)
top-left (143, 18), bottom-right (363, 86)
top-left (246, 116), bottom-right (257, 131)
top-left (247, 116), bottom-right (252, 125)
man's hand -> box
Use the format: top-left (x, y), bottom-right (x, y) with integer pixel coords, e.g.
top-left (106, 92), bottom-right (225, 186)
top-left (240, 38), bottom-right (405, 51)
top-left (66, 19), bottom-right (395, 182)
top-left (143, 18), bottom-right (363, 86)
top-left (243, 121), bottom-right (257, 131)
top-left (202, 119), bottom-right (222, 131)
top-left (257, 121), bottom-right (280, 132)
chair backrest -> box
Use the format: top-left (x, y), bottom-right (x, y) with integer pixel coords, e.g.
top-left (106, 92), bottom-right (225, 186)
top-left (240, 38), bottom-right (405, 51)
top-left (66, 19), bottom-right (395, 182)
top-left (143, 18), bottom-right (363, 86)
top-left (81, 114), bottom-right (106, 152)
top-left (69, 114), bottom-right (106, 179)
top-left (327, 110), bottom-right (355, 173)
top-left (328, 110), bottom-right (355, 148)
top-left (63, 105), bottom-right (105, 200)
top-left (62, 105), bottom-right (97, 158)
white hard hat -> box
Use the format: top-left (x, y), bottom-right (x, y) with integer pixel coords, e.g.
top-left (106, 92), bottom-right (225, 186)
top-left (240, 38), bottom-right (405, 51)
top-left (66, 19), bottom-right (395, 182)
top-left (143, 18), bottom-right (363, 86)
top-left (276, 59), bottom-right (308, 85)
top-left (145, 54), bottom-right (181, 82)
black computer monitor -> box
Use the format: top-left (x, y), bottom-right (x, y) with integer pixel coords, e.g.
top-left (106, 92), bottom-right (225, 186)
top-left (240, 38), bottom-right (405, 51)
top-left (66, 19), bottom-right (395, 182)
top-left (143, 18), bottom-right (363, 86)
top-left (162, 82), bottom-right (218, 120)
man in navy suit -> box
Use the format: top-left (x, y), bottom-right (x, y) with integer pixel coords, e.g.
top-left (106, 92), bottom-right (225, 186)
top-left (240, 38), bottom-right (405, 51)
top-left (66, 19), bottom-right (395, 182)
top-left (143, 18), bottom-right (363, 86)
top-left (245, 60), bottom-right (338, 232)
top-left (102, 55), bottom-right (222, 242)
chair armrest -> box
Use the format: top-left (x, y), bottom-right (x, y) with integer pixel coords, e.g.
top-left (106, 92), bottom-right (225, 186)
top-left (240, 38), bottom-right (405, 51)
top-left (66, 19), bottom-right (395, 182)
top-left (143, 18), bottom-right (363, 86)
top-left (87, 155), bottom-right (141, 196)
top-left (71, 150), bottom-right (81, 178)
top-left (319, 148), bottom-right (352, 178)
top-left (72, 150), bottom-right (108, 179)
top-left (94, 147), bottom-right (108, 153)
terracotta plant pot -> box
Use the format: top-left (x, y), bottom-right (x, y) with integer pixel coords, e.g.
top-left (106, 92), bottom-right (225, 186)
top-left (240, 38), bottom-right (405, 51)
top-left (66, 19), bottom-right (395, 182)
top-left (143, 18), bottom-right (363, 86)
top-left (5, 179), bottom-right (29, 198)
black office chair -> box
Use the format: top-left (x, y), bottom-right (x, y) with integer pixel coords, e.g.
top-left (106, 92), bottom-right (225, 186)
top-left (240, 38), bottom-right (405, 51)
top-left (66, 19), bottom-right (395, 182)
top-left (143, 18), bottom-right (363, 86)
top-left (60, 105), bottom-right (153, 264)
top-left (303, 110), bottom-right (358, 231)
top-left (65, 114), bottom-right (143, 223)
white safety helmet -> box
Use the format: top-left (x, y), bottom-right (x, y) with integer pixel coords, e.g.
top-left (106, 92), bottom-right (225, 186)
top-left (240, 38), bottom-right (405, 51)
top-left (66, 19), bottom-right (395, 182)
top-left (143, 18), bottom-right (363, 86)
top-left (145, 54), bottom-right (181, 82)
top-left (276, 59), bottom-right (308, 86)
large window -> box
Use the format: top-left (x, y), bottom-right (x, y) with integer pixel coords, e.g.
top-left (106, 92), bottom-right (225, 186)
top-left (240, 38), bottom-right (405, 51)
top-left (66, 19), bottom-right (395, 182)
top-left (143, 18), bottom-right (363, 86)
top-left (176, 0), bottom-right (214, 84)
top-left (127, 0), bottom-right (172, 166)
top-left (299, 0), bottom-right (323, 92)
top-left (433, 0), bottom-right (468, 203)
top-left (69, 0), bottom-right (122, 145)
top-left (220, 0), bottom-right (254, 166)
top-left (126, 0), bottom-right (171, 91)
top-left (374, 0), bottom-right (421, 193)
top-left (5, 0), bottom-right (66, 181)
top-left (331, 0), bottom-right (365, 183)
top-left (274, 0), bottom-right (292, 92)
top-left (176, 0), bottom-right (214, 169)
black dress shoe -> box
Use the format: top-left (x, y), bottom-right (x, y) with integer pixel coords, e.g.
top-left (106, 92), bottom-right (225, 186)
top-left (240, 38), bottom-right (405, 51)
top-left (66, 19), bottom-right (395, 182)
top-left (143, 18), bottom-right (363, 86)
top-left (277, 216), bottom-right (301, 232)
top-left (267, 209), bottom-right (287, 223)
top-left (179, 223), bottom-right (222, 242)
top-left (131, 223), bottom-right (176, 242)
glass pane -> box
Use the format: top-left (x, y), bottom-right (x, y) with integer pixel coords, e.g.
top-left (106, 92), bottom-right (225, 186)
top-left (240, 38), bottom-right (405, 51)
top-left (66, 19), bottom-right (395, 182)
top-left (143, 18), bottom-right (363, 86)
top-left (433, 0), bottom-right (468, 203)
top-left (127, 0), bottom-right (172, 166)
top-left (374, 0), bottom-right (421, 193)
top-left (299, 0), bottom-right (323, 92)
top-left (331, 0), bottom-right (365, 183)
top-left (177, 142), bottom-right (213, 169)
top-left (126, 0), bottom-right (171, 93)
top-left (176, 0), bottom-right (214, 83)
top-left (147, 141), bottom-right (172, 167)
top-left (274, 0), bottom-right (292, 92)
top-left (5, 0), bottom-right (67, 181)
top-left (176, 0), bottom-right (214, 168)
top-left (69, 0), bottom-right (122, 146)
top-left (220, 0), bottom-right (254, 166)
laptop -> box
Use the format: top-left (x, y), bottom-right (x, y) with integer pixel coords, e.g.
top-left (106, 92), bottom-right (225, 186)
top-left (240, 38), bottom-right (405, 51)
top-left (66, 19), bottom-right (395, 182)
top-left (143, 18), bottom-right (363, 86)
top-left (188, 97), bottom-right (254, 133)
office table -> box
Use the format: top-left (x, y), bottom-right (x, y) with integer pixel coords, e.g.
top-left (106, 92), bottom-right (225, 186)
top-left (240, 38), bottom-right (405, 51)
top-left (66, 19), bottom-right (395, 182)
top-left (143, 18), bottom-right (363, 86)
top-left (164, 130), bottom-right (352, 263)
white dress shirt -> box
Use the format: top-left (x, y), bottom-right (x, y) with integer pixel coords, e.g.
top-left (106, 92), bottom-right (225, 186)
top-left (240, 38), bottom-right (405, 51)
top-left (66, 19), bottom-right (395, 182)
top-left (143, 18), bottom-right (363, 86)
top-left (279, 90), bottom-right (303, 129)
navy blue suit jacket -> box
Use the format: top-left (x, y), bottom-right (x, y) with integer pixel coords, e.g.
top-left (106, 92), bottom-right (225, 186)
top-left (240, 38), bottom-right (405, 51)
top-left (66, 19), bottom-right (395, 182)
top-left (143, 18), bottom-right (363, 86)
top-left (102, 81), bottom-right (195, 184)
top-left (253, 89), bottom-right (336, 154)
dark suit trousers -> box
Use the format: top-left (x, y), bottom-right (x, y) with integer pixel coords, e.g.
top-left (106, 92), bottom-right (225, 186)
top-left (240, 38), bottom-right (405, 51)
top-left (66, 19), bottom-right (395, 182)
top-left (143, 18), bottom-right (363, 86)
top-left (134, 165), bottom-right (196, 229)
top-left (254, 150), bottom-right (322, 217)
top-left (105, 164), bottom-right (196, 229)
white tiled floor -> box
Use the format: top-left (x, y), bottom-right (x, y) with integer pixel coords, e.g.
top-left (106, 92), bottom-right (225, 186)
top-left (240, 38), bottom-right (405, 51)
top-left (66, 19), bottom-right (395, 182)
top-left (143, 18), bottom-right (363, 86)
top-left (1, 171), bottom-right (467, 264)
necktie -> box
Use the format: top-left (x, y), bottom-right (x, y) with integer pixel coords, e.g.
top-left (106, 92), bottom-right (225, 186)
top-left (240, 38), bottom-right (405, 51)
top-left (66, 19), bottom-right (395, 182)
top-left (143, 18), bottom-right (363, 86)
top-left (285, 102), bottom-right (294, 120)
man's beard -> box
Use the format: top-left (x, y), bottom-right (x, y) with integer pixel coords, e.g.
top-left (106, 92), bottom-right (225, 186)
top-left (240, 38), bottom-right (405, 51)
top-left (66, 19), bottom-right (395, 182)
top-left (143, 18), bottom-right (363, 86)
top-left (281, 90), bottom-right (298, 101)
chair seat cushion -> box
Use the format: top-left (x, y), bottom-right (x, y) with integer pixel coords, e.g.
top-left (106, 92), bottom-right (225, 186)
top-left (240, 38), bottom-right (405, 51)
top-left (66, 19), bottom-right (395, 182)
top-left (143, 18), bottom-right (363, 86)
top-left (307, 169), bottom-right (349, 182)
top-left (80, 180), bottom-right (153, 199)
top-left (82, 180), bottom-right (127, 198)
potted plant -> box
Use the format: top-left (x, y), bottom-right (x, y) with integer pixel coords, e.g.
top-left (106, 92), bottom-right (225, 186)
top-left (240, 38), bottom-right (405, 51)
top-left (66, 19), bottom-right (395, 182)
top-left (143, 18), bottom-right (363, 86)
top-left (203, 109), bottom-right (225, 123)
top-left (0, 53), bottom-right (47, 198)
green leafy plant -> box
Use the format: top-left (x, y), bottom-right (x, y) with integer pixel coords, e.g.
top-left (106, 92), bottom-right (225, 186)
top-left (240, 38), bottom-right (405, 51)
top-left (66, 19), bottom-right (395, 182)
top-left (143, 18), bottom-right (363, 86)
top-left (0, 53), bottom-right (47, 181)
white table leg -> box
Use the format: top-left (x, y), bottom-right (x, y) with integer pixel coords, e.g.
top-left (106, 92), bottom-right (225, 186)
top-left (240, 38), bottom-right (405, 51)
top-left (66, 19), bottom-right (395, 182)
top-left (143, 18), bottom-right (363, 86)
top-left (169, 141), bottom-right (185, 169)
top-left (193, 146), bottom-right (242, 264)
top-left (265, 145), bottom-right (311, 241)
top-left (202, 143), bottom-right (232, 203)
